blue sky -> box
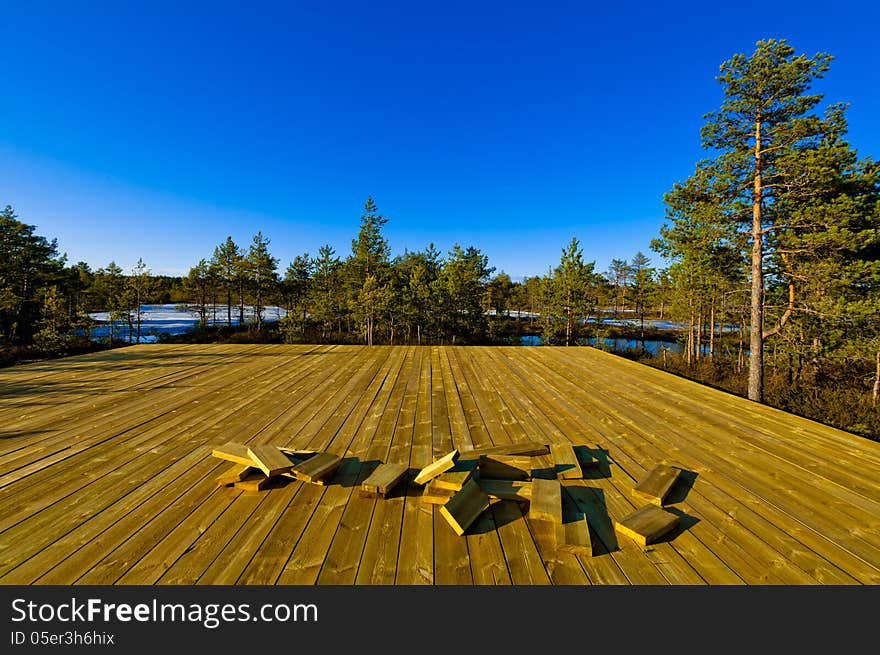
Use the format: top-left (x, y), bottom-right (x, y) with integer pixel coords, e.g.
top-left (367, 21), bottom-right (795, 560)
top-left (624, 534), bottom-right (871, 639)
top-left (2, 1), bottom-right (879, 279)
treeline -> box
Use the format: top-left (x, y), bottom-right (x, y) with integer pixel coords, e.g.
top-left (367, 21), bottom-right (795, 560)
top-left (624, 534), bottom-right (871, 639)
top-left (0, 197), bottom-right (664, 353)
top-left (181, 198), bottom-right (592, 346)
top-left (0, 205), bottom-right (187, 355)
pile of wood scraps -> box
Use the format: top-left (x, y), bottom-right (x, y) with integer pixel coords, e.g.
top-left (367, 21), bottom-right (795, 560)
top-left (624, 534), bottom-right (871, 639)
top-left (412, 441), bottom-right (597, 555)
top-left (209, 440), bottom-right (693, 556)
top-left (211, 442), bottom-right (341, 490)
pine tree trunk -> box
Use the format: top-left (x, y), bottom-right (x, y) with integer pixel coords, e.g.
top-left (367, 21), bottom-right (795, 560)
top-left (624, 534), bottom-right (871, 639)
top-left (737, 317), bottom-right (745, 373)
top-left (227, 288), bottom-right (232, 327)
top-left (696, 305), bottom-right (702, 361)
top-left (873, 347), bottom-right (880, 407)
top-left (748, 118), bottom-right (765, 402)
top-left (256, 283), bottom-right (262, 331)
top-left (686, 302), bottom-right (694, 367)
top-left (709, 298), bottom-right (715, 358)
top-left (238, 281), bottom-right (245, 327)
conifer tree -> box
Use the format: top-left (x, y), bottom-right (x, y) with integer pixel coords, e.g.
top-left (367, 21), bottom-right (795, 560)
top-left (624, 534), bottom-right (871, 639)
top-left (697, 38), bottom-right (840, 401)
top-left (542, 237), bottom-right (596, 346)
top-left (349, 197), bottom-right (391, 344)
top-left (246, 231), bottom-right (278, 330)
top-left (212, 236), bottom-right (242, 327)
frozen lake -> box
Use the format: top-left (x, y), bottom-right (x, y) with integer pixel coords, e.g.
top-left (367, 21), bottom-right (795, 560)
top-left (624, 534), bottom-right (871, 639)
top-left (88, 304), bottom-right (289, 343)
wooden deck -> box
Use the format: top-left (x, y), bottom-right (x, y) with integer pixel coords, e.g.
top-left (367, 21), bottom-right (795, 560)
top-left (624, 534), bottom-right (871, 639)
top-left (1, 344), bottom-right (879, 585)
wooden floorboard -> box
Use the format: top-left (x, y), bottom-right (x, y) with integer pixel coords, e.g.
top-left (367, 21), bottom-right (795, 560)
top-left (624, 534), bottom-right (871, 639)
top-left (1, 343), bottom-right (879, 585)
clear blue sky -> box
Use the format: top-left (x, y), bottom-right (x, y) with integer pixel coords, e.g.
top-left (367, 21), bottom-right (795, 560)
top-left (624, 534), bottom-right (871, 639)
top-left (2, 1), bottom-right (879, 279)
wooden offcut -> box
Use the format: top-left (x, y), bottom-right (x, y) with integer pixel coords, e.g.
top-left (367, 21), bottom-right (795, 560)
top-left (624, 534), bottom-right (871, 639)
top-left (360, 462), bottom-right (408, 497)
top-left (459, 442), bottom-right (550, 460)
top-left (478, 479), bottom-right (532, 502)
top-left (478, 454), bottom-right (531, 480)
top-left (234, 471), bottom-right (272, 492)
top-left (413, 450), bottom-right (459, 485)
top-left (529, 479), bottom-right (562, 524)
top-left (556, 515), bottom-right (593, 555)
top-left (211, 442), bottom-right (257, 468)
top-left (420, 480), bottom-right (457, 505)
top-left (439, 479), bottom-right (491, 536)
top-left (550, 443), bottom-right (582, 480)
top-left (614, 505), bottom-right (680, 546)
top-left (247, 445), bottom-right (294, 478)
top-left (632, 464), bottom-right (681, 506)
top-left (290, 452), bottom-right (342, 484)
top-left (216, 463), bottom-right (255, 487)
top-left (432, 468), bottom-right (474, 492)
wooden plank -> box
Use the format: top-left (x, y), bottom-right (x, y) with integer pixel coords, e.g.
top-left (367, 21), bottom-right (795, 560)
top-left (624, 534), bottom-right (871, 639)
top-left (395, 347), bottom-right (436, 585)
top-left (550, 443), bottom-right (582, 480)
top-left (556, 515), bottom-right (593, 555)
top-left (478, 454), bottom-right (531, 480)
top-left (529, 478), bottom-right (562, 524)
top-left (234, 471), bottom-right (272, 492)
top-left (246, 445), bottom-right (294, 478)
top-left (432, 468), bottom-right (474, 492)
top-left (615, 505), bottom-right (680, 547)
top-left (289, 452), bottom-right (342, 484)
top-left (420, 479), bottom-right (457, 505)
top-left (413, 449), bottom-right (459, 485)
top-left (215, 463), bottom-right (255, 487)
top-left (439, 479), bottom-right (491, 536)
top-left (360, 462), bottom-right (408, 496)
top-left (492, 500), bottom-right (553, 584)
top-left (632, 464), bottom-right (682, 506)
top-left (352, 347), bottom-right (415, 584)
top-left (459, 442), bottom-right (550, 459)
top-left (211, 442), bottom-right (257, 468)
top-left (478, 479), bottom-right (532, 502)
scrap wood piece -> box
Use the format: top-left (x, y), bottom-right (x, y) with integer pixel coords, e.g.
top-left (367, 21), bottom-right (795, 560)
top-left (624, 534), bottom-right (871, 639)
top-left (288, 452), bottom-right (342, 484)
top-left (550, 443), bottom-right (582, 480)
top-left (413, 449), bottom-right (459, 486)
top-left (420, 480), bottom-right (458, 505)
top-left (556, 488), bottom-right (592, 555)
top-left (478, 454), bottom-right (531, 480)
top-left (631, 464), bottom-right (681, 506)
top-left (247, 445), bottom-right (294, 478)
top-left (216, 463), bottom-right (255, 488)
top-left (360, 462), bottom-right (408, 497)
top-left (528, 478), bottom-right (563, 524)
top-left (211, 442), bottom-right (257, 468)
top-left (478, 479), bottom-right (532, 502)
top-left (234, 471), bottom-right (272, 492)
top-left (556, 515), bottom-right (593, 555)
top-left (614, 505), bottom-right (679, 547)
top-left (432, 468), bottom-right (475, 492)
top-left (459, 442), bottom-right (550, 460)
top-left (439, 479), bottom-right (491, 536)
